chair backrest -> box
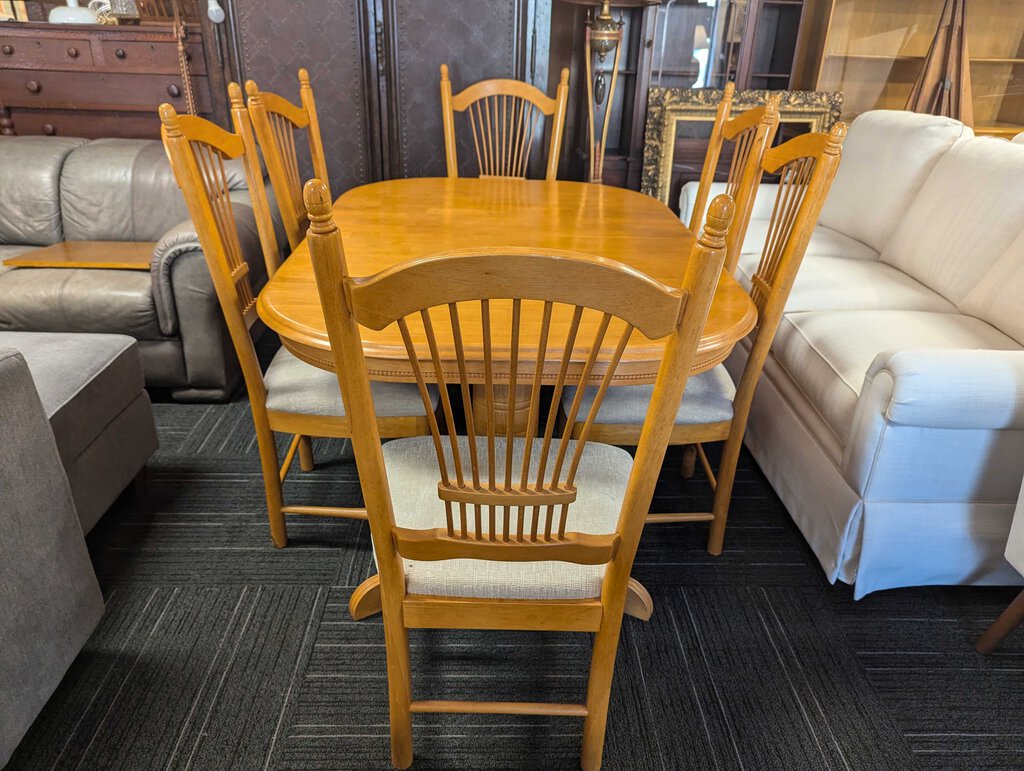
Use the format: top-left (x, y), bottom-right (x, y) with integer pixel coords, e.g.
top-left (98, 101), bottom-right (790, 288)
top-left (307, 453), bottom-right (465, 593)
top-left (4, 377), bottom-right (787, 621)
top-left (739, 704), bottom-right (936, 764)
top-left (246, 69), bottom-right (330, 250)
top-left (440, 64), bottom-right (570, 181)
top-left (687, 84), bottom-right (781, 256)
top-left (305, 176), bottom-right (732, 597)
top-left (158, 84), bottom-right (280, 410)
top-left (731, 123), bottom-right (847, 424)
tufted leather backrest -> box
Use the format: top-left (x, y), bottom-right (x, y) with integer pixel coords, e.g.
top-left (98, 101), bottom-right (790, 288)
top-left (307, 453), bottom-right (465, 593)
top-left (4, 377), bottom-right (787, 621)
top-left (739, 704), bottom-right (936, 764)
top-left (60, 138), bottom-right (251, 242)
top-left (0, 136), bottom-right (87, 246)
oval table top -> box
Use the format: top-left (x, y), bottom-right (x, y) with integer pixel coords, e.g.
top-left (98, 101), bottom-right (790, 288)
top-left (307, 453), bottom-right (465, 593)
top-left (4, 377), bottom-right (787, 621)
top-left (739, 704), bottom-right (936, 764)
top-left (258, 177), bottom-right (757, 383)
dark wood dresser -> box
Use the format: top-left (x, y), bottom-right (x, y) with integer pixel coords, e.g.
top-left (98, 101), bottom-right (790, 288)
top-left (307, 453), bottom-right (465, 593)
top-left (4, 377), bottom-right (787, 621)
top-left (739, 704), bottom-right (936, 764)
top-left (0, 20), bottom-right (223, 139)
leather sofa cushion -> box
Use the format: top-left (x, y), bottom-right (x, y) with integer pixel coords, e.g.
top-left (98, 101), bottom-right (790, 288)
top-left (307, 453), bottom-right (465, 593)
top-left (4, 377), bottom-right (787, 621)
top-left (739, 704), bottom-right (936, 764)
top-left (0, 136), bottom-right (87, 246)
top-left (817, 110), bottom-right (968, 253)
top-left (60, 139), bottom-right (248, 243)
top-left (735, 253), bottom-right (958, 314)
top-left (740, 219), bottom-right (879, 261)
top-left (0, 332), bottom-right (145, 467)
top-left (771, 310), bottom-right (1022, 447)
top-left (960, 228), bottom-right (1024, 346)
top-left (881, 136), bottom-right (1024, 305)
top-left (0, 267), bottom-right (163, 340)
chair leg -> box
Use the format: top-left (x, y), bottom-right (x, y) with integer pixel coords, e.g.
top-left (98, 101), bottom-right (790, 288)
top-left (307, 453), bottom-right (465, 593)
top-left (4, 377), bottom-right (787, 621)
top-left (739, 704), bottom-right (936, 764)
top-left (383, 611), bottom-right (414, 769)
top-left (298, 435), bottom-right (315, 472)
top-left (254, 423), bottom-right (287, 548)
top-left (680, 444), bottom-right (697, 478)
top-left (707, 434), bottom-right (742, 555)
top-left (581, 615), bottom-right (624, 771)
top-left (976, 589), bottom-right (1024, 654)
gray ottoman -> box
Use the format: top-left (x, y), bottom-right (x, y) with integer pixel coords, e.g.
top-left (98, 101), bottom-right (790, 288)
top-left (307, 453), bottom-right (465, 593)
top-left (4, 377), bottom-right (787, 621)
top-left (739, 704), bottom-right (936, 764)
top-left (0, 331), bottom-right (158, 532)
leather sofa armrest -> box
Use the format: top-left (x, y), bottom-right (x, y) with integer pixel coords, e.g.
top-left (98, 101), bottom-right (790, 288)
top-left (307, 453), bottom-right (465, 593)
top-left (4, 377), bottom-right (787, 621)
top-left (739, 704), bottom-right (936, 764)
top-left (861, 349), bottom-right (1024, 430)
top-left (150, 202), bottom-right (269, 337)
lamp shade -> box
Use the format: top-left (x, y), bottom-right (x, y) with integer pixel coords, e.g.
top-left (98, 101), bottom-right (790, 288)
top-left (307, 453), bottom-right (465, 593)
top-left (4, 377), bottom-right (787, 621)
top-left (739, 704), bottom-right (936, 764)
top-left (48, 0), bottom-right (99, 23)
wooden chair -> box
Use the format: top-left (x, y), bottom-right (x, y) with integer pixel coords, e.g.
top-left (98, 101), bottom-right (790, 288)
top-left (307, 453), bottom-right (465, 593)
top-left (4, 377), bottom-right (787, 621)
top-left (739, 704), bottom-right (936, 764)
top-left (305, 173), bottom-right (733, 769)
top-left (245, 69), bottom-right (329, 251)
top-left (687, 83), bottom-right (782, 262)
top-left (159, 85), bottom-right (431, 549)
top-left (440, 64), bottom-right (570, 181)
top-left (566, 123), bottom-right (847, 555)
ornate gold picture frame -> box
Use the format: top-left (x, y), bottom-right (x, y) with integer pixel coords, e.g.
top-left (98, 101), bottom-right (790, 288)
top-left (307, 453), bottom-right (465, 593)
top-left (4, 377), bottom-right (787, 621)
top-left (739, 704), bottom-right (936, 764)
top-left (641, 88), bottom-right (844, 206)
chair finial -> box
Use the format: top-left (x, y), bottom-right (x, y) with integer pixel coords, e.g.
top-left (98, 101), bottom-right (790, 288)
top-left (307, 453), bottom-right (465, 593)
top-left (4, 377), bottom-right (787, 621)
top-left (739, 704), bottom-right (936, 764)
top-left (826, 121), bottom-right (848, 155)
top-left (227, 81), bottom-right (244, 110)
top-left (765, 92), bottom-right (781, 117)
top-left (701, 194), bottom-right (735, 249)
top-left (723, 81), bottom-right (735, 100)
top-left (559, 67), bottom-right (569, 86)
top-left (298, 67), bottom-right (310, 86)
top-left (440, 63), bottom-right (450, 82)
top-left (158, 103), bottom-right (181, 134)
top-left (304, 179), bottom-right (335, 235)
top-left (244, 79), bottom-right (261, 101)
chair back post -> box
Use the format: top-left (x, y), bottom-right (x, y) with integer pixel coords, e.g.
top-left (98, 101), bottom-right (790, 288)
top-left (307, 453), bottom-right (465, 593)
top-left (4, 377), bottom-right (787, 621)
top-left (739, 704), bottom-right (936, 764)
top-left (228, 82), bottom-right (283, 278)
top-left (158, 103), bottom-right (268, 409)
top-left (440, 64), bottom-right (459, 178)
top-left (723, 94), bottom-right (781, 273)
top-left (731, 122), bottom-right (847, 435)
top-left (304, 178), bottom-right (413, 761)
top-left (687, 82), bottom-right (735, 233)
top-left (545, 68), bottom-right (570, 181)
top-left (606, 194), bottom-right (734, 593)
top-left (299, 68), bottom-right (331, 190)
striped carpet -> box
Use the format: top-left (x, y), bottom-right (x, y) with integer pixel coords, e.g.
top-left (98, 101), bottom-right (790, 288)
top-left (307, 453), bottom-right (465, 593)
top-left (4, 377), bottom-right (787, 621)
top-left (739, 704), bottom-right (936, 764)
top-left (8, 376), bottom-right (1024, 769)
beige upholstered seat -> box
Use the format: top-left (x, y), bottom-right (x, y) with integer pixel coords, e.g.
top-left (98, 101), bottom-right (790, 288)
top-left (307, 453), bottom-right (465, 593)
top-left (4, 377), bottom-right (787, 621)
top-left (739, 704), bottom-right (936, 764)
top-left (384, 436), bottom-right (633, 600)
top-left (561, 365), bottom-right (735, 428)
top-left (264, 348), bottom-right (435, 418)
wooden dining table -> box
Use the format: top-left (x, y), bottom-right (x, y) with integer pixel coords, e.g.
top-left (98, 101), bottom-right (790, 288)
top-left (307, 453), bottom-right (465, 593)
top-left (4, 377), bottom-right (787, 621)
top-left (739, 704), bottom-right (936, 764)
top-left (257, 177), bottom-right (756, 426)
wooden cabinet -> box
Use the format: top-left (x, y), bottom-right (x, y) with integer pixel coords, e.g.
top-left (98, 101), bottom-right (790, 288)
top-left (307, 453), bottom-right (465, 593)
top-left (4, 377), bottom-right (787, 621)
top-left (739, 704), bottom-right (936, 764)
top-left (813, 0), bottom-right (1024, 137)
top-left (0, 20), bottom-right (222, 139)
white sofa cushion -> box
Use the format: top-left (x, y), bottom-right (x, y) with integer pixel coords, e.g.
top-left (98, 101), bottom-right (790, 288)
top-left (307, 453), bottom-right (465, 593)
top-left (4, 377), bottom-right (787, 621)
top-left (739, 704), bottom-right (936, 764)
top-left (960, 228), bottom-right (1024, 346)
top-left (740, 219), bottom-right (879, 261)
top-left (383, 435), bottom-right (633, 600)
top-left (772, 310), bottom-right (1023, 446)
top-left (817, 111), bottom-right (968, 253)
top-left (736, 253), bottom-right (957, 314)
top-left (881, 136), bottom-right (1024, 305)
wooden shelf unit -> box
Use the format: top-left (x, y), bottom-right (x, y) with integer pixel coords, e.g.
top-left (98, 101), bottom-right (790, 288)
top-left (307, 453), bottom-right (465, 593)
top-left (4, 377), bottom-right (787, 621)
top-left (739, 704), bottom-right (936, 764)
top-left (814, 0), bottom-right (1024, 137)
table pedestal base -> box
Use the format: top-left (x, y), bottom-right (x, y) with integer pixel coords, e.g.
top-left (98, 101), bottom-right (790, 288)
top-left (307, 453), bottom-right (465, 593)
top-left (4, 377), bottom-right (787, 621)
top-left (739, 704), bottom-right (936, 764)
top-left (471, 385), bottom-right (533, 435)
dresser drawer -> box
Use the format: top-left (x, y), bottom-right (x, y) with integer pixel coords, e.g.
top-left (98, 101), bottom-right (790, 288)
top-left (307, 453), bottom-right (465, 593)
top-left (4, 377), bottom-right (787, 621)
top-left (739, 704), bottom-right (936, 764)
top-left (0, 33), bottom-right (95, 68)
top-left (97, 39), bottom-right (207, 75)
top-left (5, 107), bottom-right (167, 139)
top-left (0, 70), bottom-right (213, 113)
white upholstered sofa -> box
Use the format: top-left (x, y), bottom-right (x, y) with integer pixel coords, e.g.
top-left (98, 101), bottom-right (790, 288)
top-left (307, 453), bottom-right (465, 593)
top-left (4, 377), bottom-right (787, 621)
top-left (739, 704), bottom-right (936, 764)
top-left (680, 110), bottom-right (1024, 598)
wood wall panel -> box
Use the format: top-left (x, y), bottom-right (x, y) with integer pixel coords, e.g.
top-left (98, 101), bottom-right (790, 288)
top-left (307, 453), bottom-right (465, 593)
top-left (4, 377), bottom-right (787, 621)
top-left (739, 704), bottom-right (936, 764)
top-left (383, 0), bottom-right (529, 179)
top-left (230, 0), bottom-right (374, 194)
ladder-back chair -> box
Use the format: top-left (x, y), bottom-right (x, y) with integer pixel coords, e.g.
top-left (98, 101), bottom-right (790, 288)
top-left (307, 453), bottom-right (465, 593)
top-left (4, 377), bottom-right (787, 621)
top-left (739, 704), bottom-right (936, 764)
top-left (570, 123), bottom-right (847, 555)
top-left (305, 176), bottom-right (734, 770)
top-left (159, 87), bottom-right (431, 549)
top-left (245, 69), bottom-right (330, 250)
top-left (687, 84), bottom-right (782, 261)
top-left (440, 64), bottom-right (570, 181)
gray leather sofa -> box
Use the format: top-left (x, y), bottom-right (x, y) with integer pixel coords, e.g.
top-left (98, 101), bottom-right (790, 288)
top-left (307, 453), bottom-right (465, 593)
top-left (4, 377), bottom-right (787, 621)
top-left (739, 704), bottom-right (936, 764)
top-left (0, 346), bottom-right (107, 767)
top-left (0, 135), bottom-right (277, 401)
